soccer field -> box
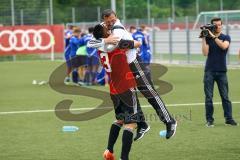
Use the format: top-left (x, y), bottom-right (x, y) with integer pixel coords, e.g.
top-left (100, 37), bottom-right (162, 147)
top-left (0, 61), bottom-right (240, 160)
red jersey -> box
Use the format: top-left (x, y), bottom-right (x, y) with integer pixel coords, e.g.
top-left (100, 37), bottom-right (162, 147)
top-left (98, 48), bottom-right (136, 94)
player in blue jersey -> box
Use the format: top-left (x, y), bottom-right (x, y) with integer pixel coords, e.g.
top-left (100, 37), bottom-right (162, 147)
top-left (65, 25), bottom-right (74, 47)
top-left (83, 27), bottom-right (100, 85)
top-left (132, 24), bottom-right (152, 79)
top-left (69, 27), bottom-right (87, 85)
top-left (64, 25), bottom-right (74, 84)
top-left (129, 25), bottom-right (137, 34)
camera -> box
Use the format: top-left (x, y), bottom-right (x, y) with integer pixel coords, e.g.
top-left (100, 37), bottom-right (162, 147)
top-left (199, 24), bottom-right (217, 38)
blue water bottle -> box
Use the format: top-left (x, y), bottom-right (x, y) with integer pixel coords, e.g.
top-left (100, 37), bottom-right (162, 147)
top-left (62, 126), bottom-right (79, 132)
top-left (159, 130), bottom-right (167, 137)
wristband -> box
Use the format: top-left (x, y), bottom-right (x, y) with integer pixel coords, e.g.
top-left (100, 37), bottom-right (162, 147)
top-left (118, 39), bottom-right (134, 49)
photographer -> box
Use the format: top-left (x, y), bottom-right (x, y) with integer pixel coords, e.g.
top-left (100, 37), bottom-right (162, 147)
top-left (201, 17), bottom-right (238, 127)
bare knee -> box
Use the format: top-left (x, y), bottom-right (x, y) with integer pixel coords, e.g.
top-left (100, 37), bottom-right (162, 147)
top-left (124, 123), bottom-right (137, 130)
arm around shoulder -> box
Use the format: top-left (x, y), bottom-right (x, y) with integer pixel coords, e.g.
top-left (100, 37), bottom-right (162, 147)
top-left (87, 39), bottom-right (104, 48)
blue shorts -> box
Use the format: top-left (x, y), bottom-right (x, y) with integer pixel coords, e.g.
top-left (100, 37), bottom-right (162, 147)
top-left (87, 55), bottom-right (99, 66)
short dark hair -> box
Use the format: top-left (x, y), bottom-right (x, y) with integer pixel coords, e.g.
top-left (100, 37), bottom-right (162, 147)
top-left (211, 17), bottom-right (222, 24)
top-left (130, 25), bottom-right (136, 30)
top-left (93, 24), bottom-right (104, 39)
top-left (81, 33), bottom-right (86, 37)
top-left (68, 25), bottom-right (74, 29)
top-left (88, 27), bottom-right (94, 34)
top-left (101, 9), bottom-right (116, 19)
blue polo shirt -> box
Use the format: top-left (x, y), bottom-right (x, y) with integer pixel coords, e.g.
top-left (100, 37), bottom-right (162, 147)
top-left (205, 33), bottom-right (231, 72)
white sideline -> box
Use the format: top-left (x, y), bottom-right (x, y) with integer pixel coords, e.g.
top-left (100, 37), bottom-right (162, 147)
top-left (0, 101), bottom-right (240, 115)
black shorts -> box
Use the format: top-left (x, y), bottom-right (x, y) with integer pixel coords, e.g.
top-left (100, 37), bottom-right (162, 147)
top-left (110, 88), bottom-right (143, 124)
top-left (70, 55), bottom-right (88, 68)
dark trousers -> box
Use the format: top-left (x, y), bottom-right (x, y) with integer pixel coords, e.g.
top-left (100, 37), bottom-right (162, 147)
top-left (204, 71), bottom-right (233, 122)
top-left (129, 57), bottom-right (173, 124)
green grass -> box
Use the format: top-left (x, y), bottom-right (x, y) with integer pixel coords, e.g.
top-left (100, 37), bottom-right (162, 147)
top-left (0, 61), bottom-right (240, 160)
top-left (1, 53), bottom-right (240, 64)
top-left (0, 54), bottom-right (63, 62)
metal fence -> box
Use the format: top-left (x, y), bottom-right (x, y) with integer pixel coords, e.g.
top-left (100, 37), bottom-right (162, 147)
top-left (147, 17), bottom-right (240, 64)
top-left (150, 28), bottom-right (240, 65)
top-left (1, 17), bottom-right (240, 64)
top-left (68, 16), bottom-right (240, 65)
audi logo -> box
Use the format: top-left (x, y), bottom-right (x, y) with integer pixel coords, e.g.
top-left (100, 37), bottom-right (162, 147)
top-left (0, 29), bottom-right (54, 51)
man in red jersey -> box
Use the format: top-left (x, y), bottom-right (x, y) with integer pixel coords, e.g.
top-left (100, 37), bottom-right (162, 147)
top-left (91, 23), bottom-right (147, 160)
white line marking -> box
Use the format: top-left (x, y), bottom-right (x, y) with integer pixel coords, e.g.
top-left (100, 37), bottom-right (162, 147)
top-left (0, 101), bottom-right (240, 115)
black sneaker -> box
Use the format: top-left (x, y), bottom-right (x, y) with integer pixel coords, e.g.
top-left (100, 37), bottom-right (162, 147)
top-left (206, 121), bottom-right (214, 127)
top-left (134, 124), bottom-right (150, 141)
top-left (225, 120), bottom-right (239, 126)
top-left (166, 120), bottom-right (177, 139)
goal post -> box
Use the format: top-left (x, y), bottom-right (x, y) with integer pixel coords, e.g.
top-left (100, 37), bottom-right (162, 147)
top-left (193, 10), bottom-right (240, 29)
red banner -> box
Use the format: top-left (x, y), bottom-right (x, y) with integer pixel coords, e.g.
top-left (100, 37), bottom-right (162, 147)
top-left (0, 25), bottom-right (64, 55)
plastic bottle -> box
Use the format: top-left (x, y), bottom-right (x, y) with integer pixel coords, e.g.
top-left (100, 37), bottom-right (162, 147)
top-left (159, 130), bottom-right (167, 137)
top-left (62, 126), bottom-right (79, 132)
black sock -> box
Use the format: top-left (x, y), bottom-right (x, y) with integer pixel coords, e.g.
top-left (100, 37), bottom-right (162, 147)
top-left (121, 129), bottom-right (134, 160)
top-left (71, 70), bottom-right (78, 83)
top-left (107, 123), bottom-right (122, 153)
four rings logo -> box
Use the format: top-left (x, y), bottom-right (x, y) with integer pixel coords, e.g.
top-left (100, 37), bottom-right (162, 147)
top-left (0, 29), bottom-right (54, 51)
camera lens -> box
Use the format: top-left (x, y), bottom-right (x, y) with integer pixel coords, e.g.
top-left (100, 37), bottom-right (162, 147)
top-left (202, 30), bottom-right (209, 37)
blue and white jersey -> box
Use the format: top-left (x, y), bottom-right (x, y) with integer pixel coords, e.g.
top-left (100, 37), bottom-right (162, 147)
top-left (69, 36), bottom-right (85, 57)
top-left (64, 29), bottom-right (73, 63)
top-left (64, 44), bottom-right (71, 61)
top-left (96, 67), bottom-right (106, 85)
top-left (132, 30), bottom-right (146, 56)
top-left (132, 30), bottom-right (151, 63)
top-left (82, 34), bottom-right (98, 57)
top-left (143, 32), bottom-right (151, 55)
top-left (65, 30), bottom-right (73, 48)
